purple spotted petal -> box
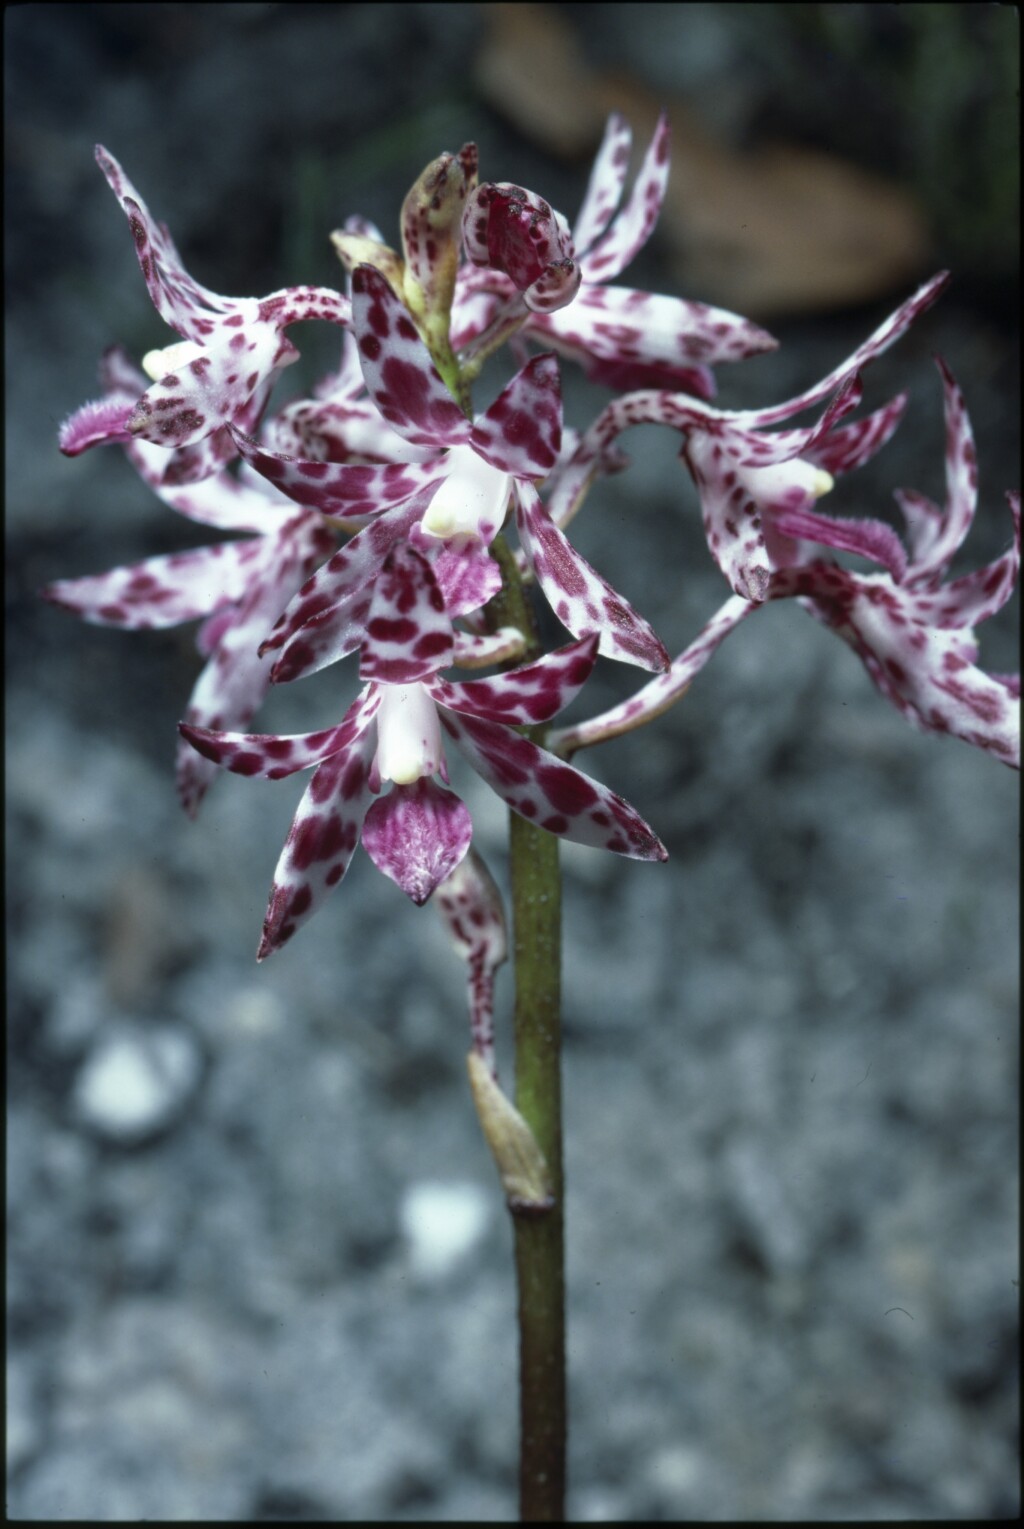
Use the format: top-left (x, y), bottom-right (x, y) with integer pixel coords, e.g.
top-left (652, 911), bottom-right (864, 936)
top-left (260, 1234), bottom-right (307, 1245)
top-left (351, 265), bottom-right (472, 448)
top-left (174, 516), bottom-right (337, 814)
top-left (732, 271), bottom-right (951, 430)
top-left (531, 285), bottom-right (777, 377)
top-left (258, 728), bottom-right (378, 960)
top-left (681, 433), bottom-right (772, 602)
top-left (901, 357), bottom-right (978, 589)
top-left (180, 685), bottom-right (380, 780)
top-left (572, 113), bottom-right (633, 255)
top-left (807, 394), bottom-right (907, 478)
top-left (515, 482), bottom-right (669, 670)
top-left (428, 635), bottom-right (599, 726)
top-left (229, 423), bottom-right (447, 521)
top-left (770, 563), bottom-right (1020, 769)
top-left (440, 708), bottom-right (668, 859)
top-left (94, 145), bottom-right (231, 335)
top-left (909, 491), bottom-right (1020, 630)
top-left (262, 498), bottom-right (432, 684)
top-left (361, 778), bottom-right (472, 904)
top-left (469, 354), bottom-right (562, 478)
top-left (434, 848), bottom-right (508, 1072)
top-left (359, 542), bottom-right (454, 685)
top-left (549, 594), bottom-right (759, 754)
top-left (41, 538), bottom-right (268, 629)
top-left (579, 112), bottom-right (670, 283)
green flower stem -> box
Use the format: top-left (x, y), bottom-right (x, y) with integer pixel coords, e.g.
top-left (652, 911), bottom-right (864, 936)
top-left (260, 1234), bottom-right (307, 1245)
top-left (509, 805), bottom-right (565, 1522)
top-left (486, 532), bottom-right (567, 1522)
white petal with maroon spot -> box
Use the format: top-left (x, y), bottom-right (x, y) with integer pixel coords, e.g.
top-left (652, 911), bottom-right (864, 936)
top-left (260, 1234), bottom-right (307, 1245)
top-left (469, 354), bottom-right (562, 479)
top-left (439, 709), bottom-right (668, 859)
top-left (579, 112), bottom-right (670, 283)
top-left (550, 594), bottom-right (759, 754)
top-left (531, 285), bottom-right (778, 379)
top-left (572, 113), bottom-right (633, 256)
top-left (362, 778), bottom-right (472, 904)
top-left (515, 482), bottom-right (669, 670)
top-left (41, 538), bottom-right (268, 629)
top-left (427, 635), bottom-right (598, 726)
top-left (261, 498), bottom-right (433, 684)
top-left (359, 542), bottom-right (454, 686)
top-left (434, 848), bottom-right (508, 1073)
top-left (901, 357), bottom-right (978, 590)
top-left (258, 725), bottom-right (379, 960)
top-left (229, 423), bottom-right (447, 521)
top-left (180, 686), bottom-right (378, 782)
top-left (352, 265), bottom-right (472, 448)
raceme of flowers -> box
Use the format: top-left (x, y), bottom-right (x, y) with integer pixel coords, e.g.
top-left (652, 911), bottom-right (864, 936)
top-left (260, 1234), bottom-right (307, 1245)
top-left (47, 114), bottom-right (1020, 994)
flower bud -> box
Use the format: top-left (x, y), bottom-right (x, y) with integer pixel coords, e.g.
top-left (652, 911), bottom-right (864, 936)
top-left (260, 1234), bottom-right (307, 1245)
top-left (463, 182), bottom-right (582, 313)
top-left (400, 144), bottom-right (478, 323)
top-left (467, 1052), bottom-right (554, 1213)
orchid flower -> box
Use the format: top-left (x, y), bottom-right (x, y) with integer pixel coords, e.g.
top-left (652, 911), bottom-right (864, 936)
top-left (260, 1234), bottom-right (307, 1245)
top-left (553, 359), bottom-right (1020, 769)
top-left (771, 360), bottom-right (1020, 767)
top-left (453, 112), bottom-right (778, 397)
top-left (180, 542), bottom-right (666, 959)
top-left (231, 264), bottom-right (670, 672)
top-left (543, 271), bottom-right (950, 602)
top-left (59, 146), bottom-right (350, 485)
top-left (44, 347), bottom-right (336, 814)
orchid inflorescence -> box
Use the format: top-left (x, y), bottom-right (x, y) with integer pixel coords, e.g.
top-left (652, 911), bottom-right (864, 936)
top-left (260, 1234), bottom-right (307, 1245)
top-left (47, 115), bottom-right (1020, 1071)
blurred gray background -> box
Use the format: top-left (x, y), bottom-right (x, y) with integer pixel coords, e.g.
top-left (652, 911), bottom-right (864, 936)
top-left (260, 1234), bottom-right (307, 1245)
top-left (6, 4), bottom-right (1019, 1519)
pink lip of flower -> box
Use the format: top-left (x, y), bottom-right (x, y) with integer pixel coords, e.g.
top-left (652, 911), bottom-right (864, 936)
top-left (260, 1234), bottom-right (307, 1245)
top-left (58, 146), bottom-right (351, 475)
top-left (179, 542), bottom-right (667, 960)
top-left (229, 263), bottom-right (670, 674)
top-left (453, 112), bottom-right (779, 399)
top-left (543, 270), bottom-right (952, 604)
top-left (43, 349), bottom-right (337, 817)
top-left (554, 358), bottom-right (1021, 770)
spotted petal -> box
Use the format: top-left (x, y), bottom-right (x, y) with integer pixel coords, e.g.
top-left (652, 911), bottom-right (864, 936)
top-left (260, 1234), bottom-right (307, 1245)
top-left (41, 538), bottom-right (268, 628)
top-left (262, 496), bottom-right (433, 684)
top-left (362, 778), bottom-right (472, 904)
top-left (469, 354), bottom-right (562, 478)
top-left (770, 562), bottom-right (1020, 769)
top-left (900, 357), bottom-right (978, 589)
top-left (352, 265), bottom-right (471, 448)
top-left (434, 848), bottom-right (508, 1072)
top-left (359, 542), bottom-right (454, 685)
top-left (572, 113), bottom-right (633, 256)
top-left (549, 594), bottom-right (759, 755)
top-left (440, 709), bottom-right (667, 858)
top-left (229, 423), bottom-right (447, 521)
top-left (515, 482), bottom-right (669, 670)
top-left (428, 635), bottom-right (599, 726)
top-left (532, 285), bottom-right (777, 386)
top-left (579, 112), bottom-right (670, 283)
top-left (730, 271), bottom-right (951, 430)
top-left (257, 721), bottom-right (379, 960)
top-left (175, 517), bottom-right (336, 814)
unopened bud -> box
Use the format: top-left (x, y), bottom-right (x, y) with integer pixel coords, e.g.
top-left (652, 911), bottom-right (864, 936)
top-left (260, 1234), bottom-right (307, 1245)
top-left (467, 1052), bottom-right (554, 1214)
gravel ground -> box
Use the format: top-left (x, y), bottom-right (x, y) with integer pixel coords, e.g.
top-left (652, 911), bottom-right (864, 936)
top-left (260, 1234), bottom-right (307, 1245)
top-left (6, 5), bottom-right (1019, 1520)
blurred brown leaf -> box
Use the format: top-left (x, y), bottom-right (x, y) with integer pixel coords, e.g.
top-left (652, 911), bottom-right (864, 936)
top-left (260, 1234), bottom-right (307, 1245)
top-left (474, 4), bottom-right (929, 317)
